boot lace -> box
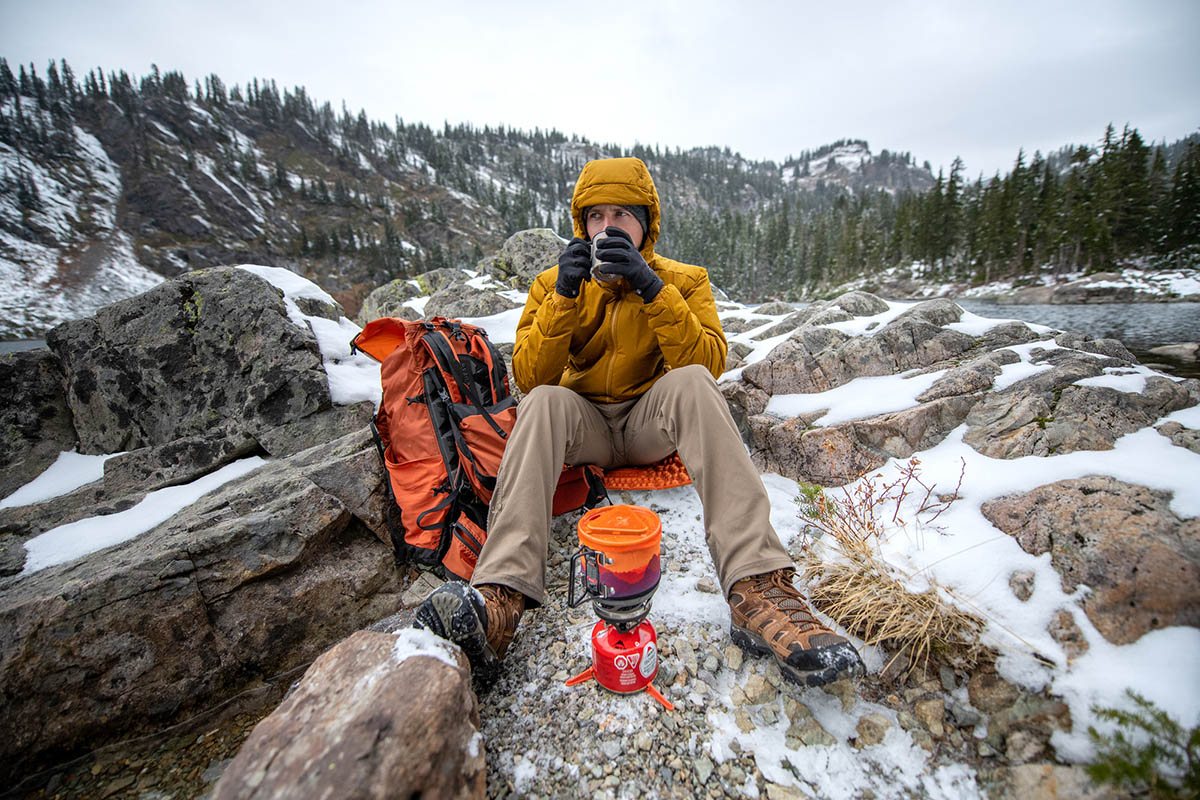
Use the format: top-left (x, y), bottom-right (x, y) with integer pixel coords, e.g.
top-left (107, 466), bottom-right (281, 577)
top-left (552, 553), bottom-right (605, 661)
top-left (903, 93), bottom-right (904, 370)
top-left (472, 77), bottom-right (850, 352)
top-left (750, 570), bottom-right (820, 633)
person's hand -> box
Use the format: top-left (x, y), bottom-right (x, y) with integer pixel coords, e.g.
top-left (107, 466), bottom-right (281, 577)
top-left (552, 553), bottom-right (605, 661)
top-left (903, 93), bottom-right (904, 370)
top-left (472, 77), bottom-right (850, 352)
top-left (555, 237), bottom-right (591, 298)
top-left (593, 227), bottom-right (663, 302)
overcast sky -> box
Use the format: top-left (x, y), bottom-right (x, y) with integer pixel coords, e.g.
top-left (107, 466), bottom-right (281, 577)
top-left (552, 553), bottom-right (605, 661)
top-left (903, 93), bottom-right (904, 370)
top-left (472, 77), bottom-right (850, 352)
top-left (4, 0), bottom-right (1197, 179)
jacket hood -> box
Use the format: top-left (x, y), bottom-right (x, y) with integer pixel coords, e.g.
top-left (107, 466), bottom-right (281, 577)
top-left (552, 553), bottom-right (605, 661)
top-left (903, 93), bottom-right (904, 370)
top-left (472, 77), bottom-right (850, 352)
top-left (571, 157), bottom-right (661, 260)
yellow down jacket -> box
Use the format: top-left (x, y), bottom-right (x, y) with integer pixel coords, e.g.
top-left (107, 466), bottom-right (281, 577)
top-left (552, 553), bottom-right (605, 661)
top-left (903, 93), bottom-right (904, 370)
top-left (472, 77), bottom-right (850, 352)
top-left (511, 157), bottom-right (728, 402)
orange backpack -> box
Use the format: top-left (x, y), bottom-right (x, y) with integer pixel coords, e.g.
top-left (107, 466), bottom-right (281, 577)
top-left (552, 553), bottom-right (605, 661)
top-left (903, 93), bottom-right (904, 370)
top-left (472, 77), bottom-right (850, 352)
top-left (352, 317), bottom-right (605, 580)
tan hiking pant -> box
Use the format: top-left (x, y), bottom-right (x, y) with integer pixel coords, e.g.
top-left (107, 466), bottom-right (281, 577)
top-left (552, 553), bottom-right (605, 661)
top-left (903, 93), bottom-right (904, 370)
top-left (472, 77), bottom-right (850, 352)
top-left (471, 364), bottom-right (794, 605)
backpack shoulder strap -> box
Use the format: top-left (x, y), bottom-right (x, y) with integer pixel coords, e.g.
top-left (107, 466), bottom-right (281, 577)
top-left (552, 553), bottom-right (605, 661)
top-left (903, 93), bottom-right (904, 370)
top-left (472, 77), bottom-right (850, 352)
top-left (422, 328), bottom-right (509, 439)
top-left (473, 326), bottom-right (511, 403)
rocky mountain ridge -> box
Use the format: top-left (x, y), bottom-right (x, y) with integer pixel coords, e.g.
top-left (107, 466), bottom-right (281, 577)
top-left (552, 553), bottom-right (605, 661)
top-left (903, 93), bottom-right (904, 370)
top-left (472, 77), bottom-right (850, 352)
top-left (0, 59), bottom-right (936, 338)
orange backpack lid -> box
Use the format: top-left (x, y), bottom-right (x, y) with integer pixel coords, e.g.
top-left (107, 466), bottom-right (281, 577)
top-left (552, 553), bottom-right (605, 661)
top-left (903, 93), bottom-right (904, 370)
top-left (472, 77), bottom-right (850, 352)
top-left (352, 317), bottom-right (410, 363)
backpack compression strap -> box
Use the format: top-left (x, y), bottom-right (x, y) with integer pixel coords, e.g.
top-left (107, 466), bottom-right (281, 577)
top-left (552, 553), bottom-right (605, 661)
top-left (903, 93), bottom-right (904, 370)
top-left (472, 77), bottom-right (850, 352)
top-left (422, 329), bottom-right (509, 439)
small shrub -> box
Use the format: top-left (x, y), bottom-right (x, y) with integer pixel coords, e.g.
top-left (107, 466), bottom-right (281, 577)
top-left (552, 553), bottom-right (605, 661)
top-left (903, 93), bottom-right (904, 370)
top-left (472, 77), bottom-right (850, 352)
top-left (796, 458), bottom-right (984, 677)
top-left (1087, 690), bottom-right (1199, 799)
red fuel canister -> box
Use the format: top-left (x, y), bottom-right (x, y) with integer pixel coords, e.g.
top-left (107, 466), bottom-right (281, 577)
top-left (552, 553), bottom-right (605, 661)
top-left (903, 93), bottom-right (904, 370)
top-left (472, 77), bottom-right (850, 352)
top-left (589, 619), bottom-right (659, 693)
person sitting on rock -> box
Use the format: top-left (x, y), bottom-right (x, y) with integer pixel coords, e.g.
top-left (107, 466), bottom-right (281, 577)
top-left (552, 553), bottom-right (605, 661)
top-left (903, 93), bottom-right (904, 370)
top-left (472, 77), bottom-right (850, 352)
top-left (416, 156), bottom-right (863, 688)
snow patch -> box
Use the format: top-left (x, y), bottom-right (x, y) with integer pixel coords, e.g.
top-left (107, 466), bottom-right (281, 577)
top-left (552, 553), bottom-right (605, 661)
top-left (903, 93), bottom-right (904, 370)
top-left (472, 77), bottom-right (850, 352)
top-left (0, 450), bottom-right (119, 509)
top-left (237, 265), bottom-right (381, 407)
top-left (391, 626), bottom-right (461, 669)
top-left (765, 369), bottom-right (947, 426)
top-left (20, 457), bottom-right (266, 574)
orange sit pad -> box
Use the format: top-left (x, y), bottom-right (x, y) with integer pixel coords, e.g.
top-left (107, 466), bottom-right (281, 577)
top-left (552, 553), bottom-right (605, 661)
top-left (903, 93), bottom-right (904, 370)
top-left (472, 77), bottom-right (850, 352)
top-left (603, 452), bottom-right (691, 491)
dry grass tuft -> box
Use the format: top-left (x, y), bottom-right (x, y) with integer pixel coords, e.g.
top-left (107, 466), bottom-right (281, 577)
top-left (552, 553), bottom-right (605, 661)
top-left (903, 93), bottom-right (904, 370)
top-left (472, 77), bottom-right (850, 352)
top-left (796, 458), bottom-right (986, 678)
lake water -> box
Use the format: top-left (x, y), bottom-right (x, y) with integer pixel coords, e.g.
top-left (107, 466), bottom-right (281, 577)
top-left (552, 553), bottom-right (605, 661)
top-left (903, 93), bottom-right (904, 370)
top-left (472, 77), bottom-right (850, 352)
top-left (954, 300), bottom-right (1200, 351)
top-left (955, 300), bottom-right (1200, 379)
top-left (0, 339), bottom-right (46, 354)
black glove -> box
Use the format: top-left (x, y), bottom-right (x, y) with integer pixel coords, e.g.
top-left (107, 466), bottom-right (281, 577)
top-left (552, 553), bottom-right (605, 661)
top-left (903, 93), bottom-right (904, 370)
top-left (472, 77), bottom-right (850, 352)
top-left (593, 227), bottom-right (663, 302)
top-left (555, 237), bottom-right (591, 298)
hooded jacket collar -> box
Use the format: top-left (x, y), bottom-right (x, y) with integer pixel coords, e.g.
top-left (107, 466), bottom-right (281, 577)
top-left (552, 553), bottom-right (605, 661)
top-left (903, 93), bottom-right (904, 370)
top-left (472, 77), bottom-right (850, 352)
top-left (571, 157), bottom-right (661, 263)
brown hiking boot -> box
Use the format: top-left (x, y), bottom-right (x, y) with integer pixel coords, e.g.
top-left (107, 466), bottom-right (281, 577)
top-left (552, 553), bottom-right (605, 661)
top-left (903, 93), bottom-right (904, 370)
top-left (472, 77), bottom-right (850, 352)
top-left (414, 581), bottom-right (525, 685)
top-left (728, 569), bottom-right (864, 687)
top-left (476, 583), bottom-right (525, 660)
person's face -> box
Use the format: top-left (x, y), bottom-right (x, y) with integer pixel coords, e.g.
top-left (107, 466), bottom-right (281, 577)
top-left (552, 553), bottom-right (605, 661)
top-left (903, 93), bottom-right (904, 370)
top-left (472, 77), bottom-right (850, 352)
top-left (585, 204), bottom-right (645, 249)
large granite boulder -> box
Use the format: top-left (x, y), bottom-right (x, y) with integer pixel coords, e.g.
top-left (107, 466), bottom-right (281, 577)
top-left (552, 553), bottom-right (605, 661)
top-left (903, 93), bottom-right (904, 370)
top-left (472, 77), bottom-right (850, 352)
top-left (0, 428), bottom-right (397, 784)
top-left (726, 292), bottom-right (1199, 488)
top-left (741, 299), bottom-right (979, 398)
top-left (424, 282), bottom-right (521, 319)
top-left (45, 267), bottom-right (331, 455)
top-left (981, 476), bottom-right (1200, 645)
top-left (1, 264), bottom-right (396, 782)
top-left (213, 629), bottom-right (484, 800)
top-left (483, 227), bottom-right (562, 291)
top-left (355, 278), bottom-right (424, 324)
top-left (964, 365), bottom-right (1195, 459)
top-left (0, 349), bottom-right (78, 499)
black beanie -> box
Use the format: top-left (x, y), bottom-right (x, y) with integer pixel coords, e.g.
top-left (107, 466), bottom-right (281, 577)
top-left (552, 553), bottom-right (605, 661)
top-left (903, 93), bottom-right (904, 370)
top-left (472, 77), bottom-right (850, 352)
top-left (622, 205), bottom-right (651, 237)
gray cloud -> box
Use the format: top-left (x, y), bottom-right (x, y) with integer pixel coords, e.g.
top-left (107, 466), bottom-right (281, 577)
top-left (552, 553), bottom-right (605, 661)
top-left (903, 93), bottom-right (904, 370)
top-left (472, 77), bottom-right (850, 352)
top-left (3, 0), bottom-right (1196, 177)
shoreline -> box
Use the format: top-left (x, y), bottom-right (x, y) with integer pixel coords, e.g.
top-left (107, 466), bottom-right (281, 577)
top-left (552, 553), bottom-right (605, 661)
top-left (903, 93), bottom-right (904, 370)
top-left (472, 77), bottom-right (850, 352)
top-left (803, 265), bottom-right (1200, 307)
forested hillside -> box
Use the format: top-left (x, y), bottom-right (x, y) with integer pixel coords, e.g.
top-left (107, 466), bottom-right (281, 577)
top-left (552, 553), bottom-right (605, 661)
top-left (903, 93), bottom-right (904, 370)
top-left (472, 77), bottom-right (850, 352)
top-left (1, 57), bottom-right (1196, 334)
top-left (691, 128), bottom-right (1200, 299)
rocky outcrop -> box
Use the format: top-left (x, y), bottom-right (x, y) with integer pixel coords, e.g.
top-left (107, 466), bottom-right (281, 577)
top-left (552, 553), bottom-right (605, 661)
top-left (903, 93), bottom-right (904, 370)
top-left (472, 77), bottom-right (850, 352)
top-left (45, 267), bottom-right (331, 455)
top-left (425, 281), bottom-right (520, 318)
top-left (0, 267), bottom-right (399, 783)
top-left (727, 294), bottom-right (1200, 488)
top-left (0, 349), bottom-right (77, 499)
top-left (723, 290), bottom-right (1199, 663)
top-left (731, 298), bottom-right (1011, 484)
top-left (354, 278), bottom-right (425, 323)
top-left (480, 227), bottom-right (561, 291)
top-left (213, 629), bottom-right (484, 800)
top-left (981, 476), bottom-right (1200, 645)
top-left (0, 426), bottom-right (399, 784)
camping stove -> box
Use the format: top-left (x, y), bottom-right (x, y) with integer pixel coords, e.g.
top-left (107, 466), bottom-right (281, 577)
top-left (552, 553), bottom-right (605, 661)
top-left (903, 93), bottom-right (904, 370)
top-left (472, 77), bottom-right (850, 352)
top-left (563, 505), bottom-right (674, 711)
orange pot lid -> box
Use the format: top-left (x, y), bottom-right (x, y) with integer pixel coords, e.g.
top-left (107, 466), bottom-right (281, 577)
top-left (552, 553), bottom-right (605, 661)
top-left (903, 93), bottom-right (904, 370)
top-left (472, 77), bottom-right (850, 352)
top-left (577, 505), bottom-right (662, 552)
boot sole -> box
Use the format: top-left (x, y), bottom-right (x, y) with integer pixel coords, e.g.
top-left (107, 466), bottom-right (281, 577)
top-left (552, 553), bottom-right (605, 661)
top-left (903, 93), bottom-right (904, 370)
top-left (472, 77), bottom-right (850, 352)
top-left (414, 583), bottom-right (501, 685)
top-left (731, 624), bottom-right (864, 688)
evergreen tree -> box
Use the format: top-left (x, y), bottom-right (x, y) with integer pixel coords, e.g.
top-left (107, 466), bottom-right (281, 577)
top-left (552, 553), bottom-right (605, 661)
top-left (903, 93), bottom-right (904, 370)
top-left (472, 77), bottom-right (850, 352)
top-left (1166, 141), bottom-right (1200, 259)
